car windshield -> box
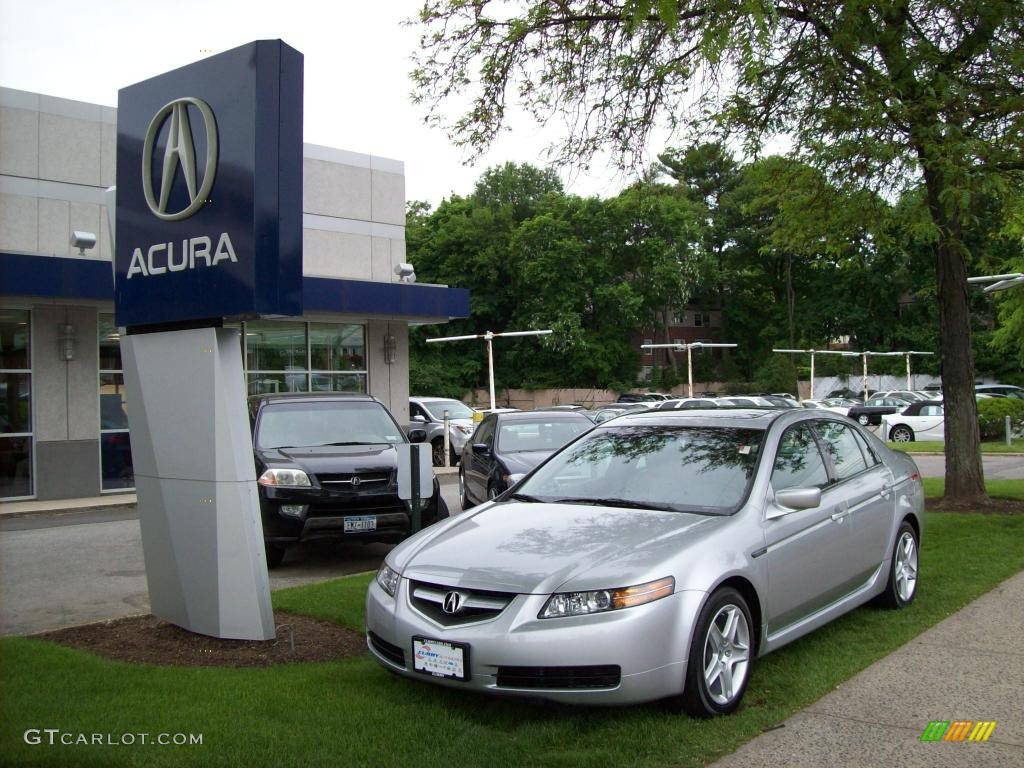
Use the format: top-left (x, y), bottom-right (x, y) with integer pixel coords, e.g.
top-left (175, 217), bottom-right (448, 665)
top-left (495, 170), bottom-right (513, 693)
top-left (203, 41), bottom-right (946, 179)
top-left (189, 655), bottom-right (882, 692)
top-left (422, 400), bottom-right (476, 420)
top-left (497, 418), bottom-right (591, 453)
top-left (255, 401), bottom-right (405, 449)
top-left (515, 425), bottom-right (765, 515)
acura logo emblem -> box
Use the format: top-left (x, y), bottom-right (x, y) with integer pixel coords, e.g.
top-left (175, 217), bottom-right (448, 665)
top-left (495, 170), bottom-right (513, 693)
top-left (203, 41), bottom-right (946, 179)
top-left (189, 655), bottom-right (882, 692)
top-left (349, 476), bottom-right (361, 488)
top-left (142, 97), bottom-right (218, 221)
top-left (442, 591), bottom-right (464, 614)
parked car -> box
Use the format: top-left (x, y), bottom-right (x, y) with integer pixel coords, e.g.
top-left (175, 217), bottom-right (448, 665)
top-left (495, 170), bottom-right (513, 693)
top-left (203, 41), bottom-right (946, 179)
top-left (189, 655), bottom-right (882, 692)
top-left (875, 390), bottom-right (927, 402)
top-left (656, 397), bottom-right (720, 410)
top-left (617, 393), bottom-right (663, 403)
top-left (409, 396), bottom-right (478, 466)
top-left (367, 408), bottom-right (923, 712)
top-left (976, 383), bottom-right (1024, 399)
top-left (458, 410), bottom-right (593, 508)
top-left (249, 393), bottom-right (449, 567)
top-left (847, 396), bottom-right (912, 426)
top-left (881, 401), bottom-right (945, 443)
top-left (590, 404), bottom-right (647, 423)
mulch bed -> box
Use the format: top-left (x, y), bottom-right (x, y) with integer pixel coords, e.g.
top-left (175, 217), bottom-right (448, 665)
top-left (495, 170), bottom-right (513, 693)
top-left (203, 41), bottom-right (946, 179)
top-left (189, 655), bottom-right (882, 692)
top-left (928, 498), bottom-right (1024, 515)
top-left (35, 611), bottom-right (366, 667)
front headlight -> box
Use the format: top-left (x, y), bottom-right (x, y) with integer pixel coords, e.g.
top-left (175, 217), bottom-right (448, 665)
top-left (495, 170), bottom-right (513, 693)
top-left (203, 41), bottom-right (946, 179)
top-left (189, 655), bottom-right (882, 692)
top-left (539, 576), bottom-right (675, 619)
top-left (257, 468), bottom-right (311, 487)
top-left (454, 424), bottom-right (473, 435)
top-left (376, 563), bottom-right (401, 597)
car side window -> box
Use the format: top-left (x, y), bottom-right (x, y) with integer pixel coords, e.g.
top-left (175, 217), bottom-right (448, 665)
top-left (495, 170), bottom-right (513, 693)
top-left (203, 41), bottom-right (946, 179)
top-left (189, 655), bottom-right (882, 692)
top-left (410, 403), bottom-right (428, 421)
top-left (850, 428), bottom-right (880, 467)
top-left (814, 421), bottom-right (869, 481)
top-left (473, 417), bottom-right (496, 448)
top-left (771, 425), bottom-right (829, 491)
top-left (921, 404), bottom-right (943, 416)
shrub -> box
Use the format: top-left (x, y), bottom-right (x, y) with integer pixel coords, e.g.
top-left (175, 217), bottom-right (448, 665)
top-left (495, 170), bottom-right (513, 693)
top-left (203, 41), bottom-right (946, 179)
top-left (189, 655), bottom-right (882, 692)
top-left (976, 397), bottom-right (1024, 439)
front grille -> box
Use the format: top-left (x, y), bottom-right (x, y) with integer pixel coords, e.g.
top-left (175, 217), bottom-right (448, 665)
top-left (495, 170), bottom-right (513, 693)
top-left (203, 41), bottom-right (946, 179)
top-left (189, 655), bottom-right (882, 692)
top-left (409, 581), bottom-right (516, 626)
top-left (317, 472), bottom-right (392, 487)
top-left (368, 632), bottom-right (405, 668)
top-left (496, 665), bottom-right (621, 690)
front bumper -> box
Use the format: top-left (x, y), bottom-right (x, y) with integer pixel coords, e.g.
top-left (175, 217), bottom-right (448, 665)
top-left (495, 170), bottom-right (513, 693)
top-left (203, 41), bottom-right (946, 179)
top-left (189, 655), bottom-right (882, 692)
top-left (365, 576), bottom-right (705, 705)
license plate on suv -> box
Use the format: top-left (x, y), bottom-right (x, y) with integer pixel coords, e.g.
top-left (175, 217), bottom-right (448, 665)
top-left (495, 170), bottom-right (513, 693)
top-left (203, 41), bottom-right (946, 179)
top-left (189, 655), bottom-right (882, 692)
top-left (413, 637), bottom-right (469, 680)
top-left (343, 516), bottom-right (377, 532)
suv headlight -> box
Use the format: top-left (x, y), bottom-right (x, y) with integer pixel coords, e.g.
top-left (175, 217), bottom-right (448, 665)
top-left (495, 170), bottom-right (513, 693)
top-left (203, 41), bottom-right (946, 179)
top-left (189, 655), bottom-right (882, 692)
top-left (454, 424), bottom-right (473, 435)
top-left (376, 563), bottom-right (401, 597)
top-left (539, 576), bottom-right (674, 619)
top-left (257, 468), bottom-right (311, 487)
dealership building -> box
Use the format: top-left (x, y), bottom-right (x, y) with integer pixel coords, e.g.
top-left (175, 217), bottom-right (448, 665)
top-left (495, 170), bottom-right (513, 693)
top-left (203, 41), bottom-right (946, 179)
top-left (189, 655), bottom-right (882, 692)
top-left (0, 86), bottom-right (468, 502)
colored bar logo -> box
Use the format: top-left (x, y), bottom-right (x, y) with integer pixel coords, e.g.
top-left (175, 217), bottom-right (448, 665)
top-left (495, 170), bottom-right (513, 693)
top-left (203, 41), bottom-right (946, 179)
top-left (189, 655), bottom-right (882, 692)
top-left (921, 721), bottom-right (997, 742)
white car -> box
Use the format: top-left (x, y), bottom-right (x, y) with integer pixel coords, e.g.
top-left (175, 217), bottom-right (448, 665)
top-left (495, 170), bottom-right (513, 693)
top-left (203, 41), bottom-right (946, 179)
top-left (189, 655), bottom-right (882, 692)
top-left (881, 401), bottom-right (945, 443)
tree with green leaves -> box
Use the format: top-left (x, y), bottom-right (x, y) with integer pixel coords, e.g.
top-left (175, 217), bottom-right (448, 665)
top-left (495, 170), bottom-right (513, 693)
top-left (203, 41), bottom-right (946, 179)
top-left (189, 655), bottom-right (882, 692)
top-left (412, 1), bottom-right (1024, 503)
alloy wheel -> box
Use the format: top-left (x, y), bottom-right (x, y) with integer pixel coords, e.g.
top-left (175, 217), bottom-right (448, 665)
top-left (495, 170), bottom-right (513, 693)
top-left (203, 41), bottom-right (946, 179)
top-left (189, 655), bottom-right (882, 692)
top-left (702, 604), bottom-right (751, 706)
top-left (891, 426), bottom-right (913, 443)
top-left (894, 531), bottom-right (918, 602)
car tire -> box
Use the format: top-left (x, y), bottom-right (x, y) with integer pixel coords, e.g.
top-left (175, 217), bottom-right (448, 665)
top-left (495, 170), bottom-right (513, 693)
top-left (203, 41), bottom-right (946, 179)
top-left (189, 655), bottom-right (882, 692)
top-left (681, 587), bottom-right (754, 717)
top-left (857, 414), bottom-right (870, 426)
top-left (431, 439), bottom-right (446, 467)
top-left (875, 520), bottom-right (919, 609)
top-left (458, 468), bottom-right (471, 510)
top-left (890, 425), bottom-right (914, 443)
top-left (265, 543), bottom-right (286, 569)
top-left (432, 496), bottom-right (450, 523)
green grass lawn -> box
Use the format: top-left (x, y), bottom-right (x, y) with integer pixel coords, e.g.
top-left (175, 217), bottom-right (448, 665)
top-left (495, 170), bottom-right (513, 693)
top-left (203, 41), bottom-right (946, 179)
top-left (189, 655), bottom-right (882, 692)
top-left (3, 512), bottom-right (1023, 768)
top-left (888, 440), bottom-right (1021, 453)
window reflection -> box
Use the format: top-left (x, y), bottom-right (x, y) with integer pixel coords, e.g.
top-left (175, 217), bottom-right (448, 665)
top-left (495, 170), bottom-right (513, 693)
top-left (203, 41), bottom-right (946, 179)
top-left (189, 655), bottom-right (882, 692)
top-left (0, 310), bottom-right (31, 498)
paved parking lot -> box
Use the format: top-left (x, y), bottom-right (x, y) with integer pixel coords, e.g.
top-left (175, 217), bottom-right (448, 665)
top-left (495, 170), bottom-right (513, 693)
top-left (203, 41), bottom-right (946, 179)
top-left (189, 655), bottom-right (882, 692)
top-left (0, 479), bottom-right (462, 636)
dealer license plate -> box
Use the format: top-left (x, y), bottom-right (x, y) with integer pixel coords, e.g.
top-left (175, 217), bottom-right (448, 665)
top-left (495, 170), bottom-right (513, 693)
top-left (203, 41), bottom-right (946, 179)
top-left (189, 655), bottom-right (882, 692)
top-left (413, 637), bottom-right (469, 680)
top-left (343, 516), bottom-right (376, 532)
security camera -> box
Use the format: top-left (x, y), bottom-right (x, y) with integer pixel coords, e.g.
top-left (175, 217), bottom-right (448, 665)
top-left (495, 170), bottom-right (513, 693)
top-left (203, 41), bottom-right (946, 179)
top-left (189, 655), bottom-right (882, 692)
top-left (393, 263), bottom-right (416, 283)
top-left (71, 231), bottom-right (97, 254)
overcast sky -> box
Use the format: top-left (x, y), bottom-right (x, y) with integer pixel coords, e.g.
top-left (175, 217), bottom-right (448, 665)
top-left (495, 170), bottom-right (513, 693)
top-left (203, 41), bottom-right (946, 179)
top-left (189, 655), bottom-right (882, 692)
top-left (0, 0), bottom-right (641, 206)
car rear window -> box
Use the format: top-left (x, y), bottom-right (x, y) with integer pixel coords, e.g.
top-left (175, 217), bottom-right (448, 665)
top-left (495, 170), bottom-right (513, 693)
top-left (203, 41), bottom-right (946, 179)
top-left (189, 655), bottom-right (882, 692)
top-left (497, 418), bottom-right (590, 453)
top-left (255, 401), bottom-right (404, 449)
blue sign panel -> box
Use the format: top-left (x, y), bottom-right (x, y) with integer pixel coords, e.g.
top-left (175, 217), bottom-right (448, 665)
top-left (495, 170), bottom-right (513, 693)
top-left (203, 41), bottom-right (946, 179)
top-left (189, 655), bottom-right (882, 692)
top-left (115, 40), bottom-right (303, 327)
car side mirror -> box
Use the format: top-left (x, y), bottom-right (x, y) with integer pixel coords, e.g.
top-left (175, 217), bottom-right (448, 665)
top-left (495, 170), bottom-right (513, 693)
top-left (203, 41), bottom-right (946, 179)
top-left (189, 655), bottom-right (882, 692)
top-left (410, 414), bottom-right (427, 423)
top-left (408, 428), bottom-right (427, 444)
top-left (472, 443), bottom-right (490, 456)
top-left (768, 487), bottom-right (822, 518)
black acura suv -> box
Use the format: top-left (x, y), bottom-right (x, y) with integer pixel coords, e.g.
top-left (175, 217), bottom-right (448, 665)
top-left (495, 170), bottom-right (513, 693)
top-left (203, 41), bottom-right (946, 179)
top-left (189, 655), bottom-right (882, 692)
top-left (249, 393), bottom-right (448, 567)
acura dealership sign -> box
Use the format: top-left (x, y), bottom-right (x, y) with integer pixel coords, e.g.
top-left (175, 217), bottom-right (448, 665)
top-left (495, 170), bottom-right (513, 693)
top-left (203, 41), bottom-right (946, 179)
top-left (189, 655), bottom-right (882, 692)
top-left (115, 40), bottom-right (303, 327)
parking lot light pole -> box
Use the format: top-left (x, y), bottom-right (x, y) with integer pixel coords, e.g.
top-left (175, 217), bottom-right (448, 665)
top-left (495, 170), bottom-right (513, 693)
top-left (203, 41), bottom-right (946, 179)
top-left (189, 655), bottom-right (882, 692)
top-left (426, 329), bottom-right (553, 411)
top-left (902, 351), bottom-right (935, 391)
top-left (968, 272), bottom-right (1024, 293)
top-left (641, 342), bottom-right (738, 397)
top-left (772, 348), bottom-right (859, 400)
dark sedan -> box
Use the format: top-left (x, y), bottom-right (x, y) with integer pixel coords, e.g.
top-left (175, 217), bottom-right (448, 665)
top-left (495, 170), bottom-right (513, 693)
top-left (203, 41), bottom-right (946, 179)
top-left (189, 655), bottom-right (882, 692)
top-left (459, 410), bottom-right (593, 508)
top-left (846, 396), bottom-right (912, 426)
top-left (249, 393), bottom-right (448, 567)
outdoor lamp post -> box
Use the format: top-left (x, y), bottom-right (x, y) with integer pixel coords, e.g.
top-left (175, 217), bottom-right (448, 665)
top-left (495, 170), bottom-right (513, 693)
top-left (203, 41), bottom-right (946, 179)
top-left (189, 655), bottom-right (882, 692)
top-left (426, 329), bottom-right (553, 411)
top-left (772, 348), bottom-right (859, 400)
top-left (641, 342), bottom-right (738, 398)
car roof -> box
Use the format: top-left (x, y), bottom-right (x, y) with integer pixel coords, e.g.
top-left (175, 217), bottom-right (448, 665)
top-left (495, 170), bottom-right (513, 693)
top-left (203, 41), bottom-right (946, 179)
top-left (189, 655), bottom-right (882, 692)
top-left (248, 392), bottom-right (377, 406)
top-left (492, 410), bottom-right (593, 421)
top-left (609, 407), bottom-right (789, 430)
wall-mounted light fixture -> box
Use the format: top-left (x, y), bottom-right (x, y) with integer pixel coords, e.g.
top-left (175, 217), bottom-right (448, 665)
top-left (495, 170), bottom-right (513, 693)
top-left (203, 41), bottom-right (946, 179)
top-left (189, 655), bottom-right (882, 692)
top-left (70, 231), bottom-right (97, 256)
top-left (393, 263), bottom-right (416, 283)
top-left (59, 323), bottom-right (76, 361)
top-left (384, 334), bottom-right (397, 365)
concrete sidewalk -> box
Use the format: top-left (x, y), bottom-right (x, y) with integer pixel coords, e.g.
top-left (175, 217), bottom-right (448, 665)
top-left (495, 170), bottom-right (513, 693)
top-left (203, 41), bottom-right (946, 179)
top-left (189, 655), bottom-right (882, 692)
top-left (710, 571), bottom-right (1024, 768)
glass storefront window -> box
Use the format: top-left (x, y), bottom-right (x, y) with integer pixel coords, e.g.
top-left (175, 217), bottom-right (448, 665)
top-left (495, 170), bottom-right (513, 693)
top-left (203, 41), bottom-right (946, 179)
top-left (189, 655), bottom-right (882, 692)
top-left (0, 309), bottom-right (32, 499)
top-left (310, 373), bottom-right (366, 393)
top-left (247, 372), bottom-right (309, 396)
top-left (99, 314), bottom-right (133, 491)
top-left (310, 323), bottom-right (365, 371)
top-left (245, 321), bottom-right (308, 372)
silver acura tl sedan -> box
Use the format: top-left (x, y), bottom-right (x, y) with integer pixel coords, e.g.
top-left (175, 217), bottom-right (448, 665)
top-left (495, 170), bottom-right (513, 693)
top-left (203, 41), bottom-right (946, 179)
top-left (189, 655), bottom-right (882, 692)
top-left (365, 408), bottom-right (924, 716)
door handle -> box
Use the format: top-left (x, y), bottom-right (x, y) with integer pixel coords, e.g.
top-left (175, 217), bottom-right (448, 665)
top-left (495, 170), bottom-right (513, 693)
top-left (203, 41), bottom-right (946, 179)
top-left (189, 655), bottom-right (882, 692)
top-left (830, 508), bottom-right (849, 522)
top-left (880, 482), bottom-right (893, 498)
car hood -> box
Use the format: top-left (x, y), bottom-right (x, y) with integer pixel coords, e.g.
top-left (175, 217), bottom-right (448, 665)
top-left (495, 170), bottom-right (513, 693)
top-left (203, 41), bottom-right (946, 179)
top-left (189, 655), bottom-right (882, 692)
top-left (396, 502), bottom-right (723, 594)
top-left (256, 444), bottom-right (398, 476)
